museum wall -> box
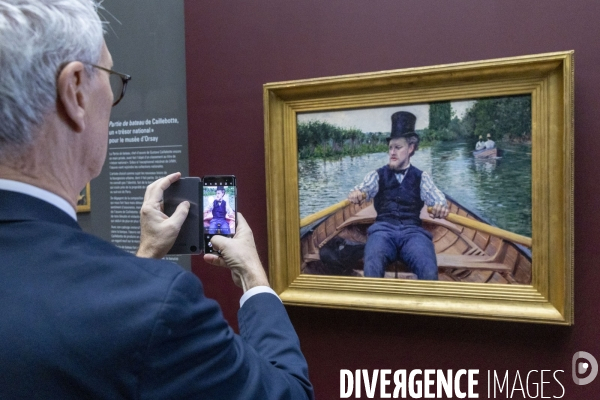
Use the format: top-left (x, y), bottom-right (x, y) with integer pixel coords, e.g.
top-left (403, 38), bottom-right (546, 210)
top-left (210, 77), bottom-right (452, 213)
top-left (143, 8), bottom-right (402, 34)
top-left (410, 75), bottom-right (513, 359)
top-left (183, 0), bottom-right (600, 398)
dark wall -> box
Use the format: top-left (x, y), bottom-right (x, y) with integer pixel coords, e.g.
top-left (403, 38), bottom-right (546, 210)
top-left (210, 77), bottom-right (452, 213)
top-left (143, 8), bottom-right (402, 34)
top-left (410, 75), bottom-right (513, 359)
top-left (184, 1), bottom-right (600, 398)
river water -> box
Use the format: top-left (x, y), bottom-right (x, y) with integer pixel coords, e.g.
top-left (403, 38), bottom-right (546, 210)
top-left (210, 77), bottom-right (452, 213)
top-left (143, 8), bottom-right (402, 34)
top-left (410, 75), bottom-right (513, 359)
top-left (298, 141), bottom-right (532, 237)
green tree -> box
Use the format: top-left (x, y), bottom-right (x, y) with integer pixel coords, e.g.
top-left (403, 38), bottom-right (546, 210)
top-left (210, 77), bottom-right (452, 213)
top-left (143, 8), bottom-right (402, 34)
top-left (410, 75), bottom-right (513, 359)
top-left (297, 121), bottom-right (387, 159)
top-left (462, 95), bottom-right (531, 140)
top-left (429, 101), bottom-right (452, 131)
top-left (346, 128), bottom-right (361, 149)
top-left (448, 116), bottom-right (467, 138)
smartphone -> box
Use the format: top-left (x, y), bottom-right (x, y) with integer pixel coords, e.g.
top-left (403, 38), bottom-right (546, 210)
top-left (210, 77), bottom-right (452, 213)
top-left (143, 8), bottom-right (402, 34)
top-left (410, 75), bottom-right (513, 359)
top-left (163, 177), bottom-right (201, 255)
top-left (203, 175), bottom-right (237, 254)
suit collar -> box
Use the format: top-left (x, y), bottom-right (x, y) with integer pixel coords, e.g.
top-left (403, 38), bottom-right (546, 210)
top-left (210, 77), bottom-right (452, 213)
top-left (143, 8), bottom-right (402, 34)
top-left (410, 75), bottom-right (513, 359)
top-left (0, 189), bottom-right (81, 230)
top-left (0, 178), bottom-right (76, 220)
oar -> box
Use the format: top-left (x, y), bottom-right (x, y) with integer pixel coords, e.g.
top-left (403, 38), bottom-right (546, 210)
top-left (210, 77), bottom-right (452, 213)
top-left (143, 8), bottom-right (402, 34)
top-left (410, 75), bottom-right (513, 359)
top-left (427, 207), bottom-right (532, 248)
top-left (300, 199), bottom-right (351, 228)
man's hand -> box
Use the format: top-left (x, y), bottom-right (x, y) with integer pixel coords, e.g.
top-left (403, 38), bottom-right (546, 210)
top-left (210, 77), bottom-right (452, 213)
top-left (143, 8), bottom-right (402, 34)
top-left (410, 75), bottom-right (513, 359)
top-left (203, 212), bottom-right (269, 292)
top-left (137, 172), bottom-right (190, 259)
top-left (348, 190), bottom-right (365, 204)
top-left (428, 202), bottom-right (449, 219)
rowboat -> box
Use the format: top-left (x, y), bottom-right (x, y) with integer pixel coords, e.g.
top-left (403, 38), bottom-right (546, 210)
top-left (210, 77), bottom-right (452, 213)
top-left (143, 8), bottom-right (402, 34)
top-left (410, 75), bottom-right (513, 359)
top-left (473, 147), bottom-right (498, 159)
top-left (300, 195), bottom-right (532, 284)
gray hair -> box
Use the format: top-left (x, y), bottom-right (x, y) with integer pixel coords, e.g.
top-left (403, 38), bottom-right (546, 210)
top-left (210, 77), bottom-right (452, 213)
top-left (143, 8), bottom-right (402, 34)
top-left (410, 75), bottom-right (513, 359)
top-left (0, 0), bottom-right (104, 157)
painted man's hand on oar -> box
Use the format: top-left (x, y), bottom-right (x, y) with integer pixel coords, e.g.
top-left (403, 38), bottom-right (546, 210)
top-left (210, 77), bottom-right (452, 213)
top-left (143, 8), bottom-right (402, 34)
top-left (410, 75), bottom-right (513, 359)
top-left (348, 190), bottom-right (366, 204)
top-left (428, 202), bottom-right (449, 219)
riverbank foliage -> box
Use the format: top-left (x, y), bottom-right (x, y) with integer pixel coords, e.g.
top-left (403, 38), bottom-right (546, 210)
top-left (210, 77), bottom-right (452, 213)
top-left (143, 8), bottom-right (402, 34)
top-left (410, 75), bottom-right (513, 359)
top-left (297, 95), bottom-right (531, 160)
top-left (422, 95), bottom-right (532, 144)
top-left (297, 120), bottom-right (387, 159)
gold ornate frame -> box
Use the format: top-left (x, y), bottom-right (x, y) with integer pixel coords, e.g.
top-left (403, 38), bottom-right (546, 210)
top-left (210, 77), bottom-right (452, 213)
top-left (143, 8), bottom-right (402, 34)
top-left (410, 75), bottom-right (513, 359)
top-left (77, 183), bottom-right (91, 213)
top-left (263, 51), bottom-right (574, 324)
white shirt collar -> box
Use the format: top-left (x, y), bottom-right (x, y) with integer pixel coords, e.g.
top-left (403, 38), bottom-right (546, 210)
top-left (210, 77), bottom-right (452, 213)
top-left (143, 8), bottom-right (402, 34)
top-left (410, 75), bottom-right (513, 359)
top-left (0, 179), bottom-right (77, 221)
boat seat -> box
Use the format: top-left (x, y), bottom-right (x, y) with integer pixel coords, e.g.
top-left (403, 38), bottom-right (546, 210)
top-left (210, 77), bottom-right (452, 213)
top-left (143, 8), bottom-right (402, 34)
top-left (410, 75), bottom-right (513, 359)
top-left (436, 254), bottom-right (512, 272)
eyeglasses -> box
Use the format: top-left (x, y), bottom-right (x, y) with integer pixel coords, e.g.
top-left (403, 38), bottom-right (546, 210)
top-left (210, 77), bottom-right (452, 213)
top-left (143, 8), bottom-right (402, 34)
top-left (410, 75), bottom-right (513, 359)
top-left (87, 64), bottom-right (131, 107)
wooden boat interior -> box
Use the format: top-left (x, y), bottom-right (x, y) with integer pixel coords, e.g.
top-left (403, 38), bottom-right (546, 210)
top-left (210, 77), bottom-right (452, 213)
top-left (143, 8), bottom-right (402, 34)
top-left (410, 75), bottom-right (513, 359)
top-left (300, 199), bottom-right (532, 284)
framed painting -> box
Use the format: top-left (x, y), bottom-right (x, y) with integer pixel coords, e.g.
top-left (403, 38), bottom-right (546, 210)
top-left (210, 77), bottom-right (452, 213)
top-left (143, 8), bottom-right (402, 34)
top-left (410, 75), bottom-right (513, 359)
top-left (264, 51), bottom-right (573, 324)
top-left (77, 183), bottom-right (91, 213)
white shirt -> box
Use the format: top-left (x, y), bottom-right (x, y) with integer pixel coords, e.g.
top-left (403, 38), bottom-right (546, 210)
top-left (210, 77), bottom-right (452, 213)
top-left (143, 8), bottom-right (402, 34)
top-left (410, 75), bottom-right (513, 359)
top-left (0, 179), bottom-right (278, 307)
top-left (240, 286), bottom-right (280, 307)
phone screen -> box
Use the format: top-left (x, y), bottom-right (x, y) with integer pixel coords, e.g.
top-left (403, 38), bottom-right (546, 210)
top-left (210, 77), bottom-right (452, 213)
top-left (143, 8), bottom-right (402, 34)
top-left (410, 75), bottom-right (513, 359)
top-left (203, 175), bottom-right (236, 254)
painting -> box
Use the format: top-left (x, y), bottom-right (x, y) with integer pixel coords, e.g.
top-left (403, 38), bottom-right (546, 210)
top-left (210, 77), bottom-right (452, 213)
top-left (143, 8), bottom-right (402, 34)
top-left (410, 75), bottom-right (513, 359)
top-left (264, 51), bottom-right (573, 324)
top-left (77, 183), bottom-right (91, 213)
top-left (297, 97), bottom-right (532, 284)
top-left (203, 184), bottom-right (237, 234)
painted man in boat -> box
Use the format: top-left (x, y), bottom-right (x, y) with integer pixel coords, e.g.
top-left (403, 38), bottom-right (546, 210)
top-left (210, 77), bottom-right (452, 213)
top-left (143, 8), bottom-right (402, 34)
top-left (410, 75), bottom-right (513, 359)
top-left (348, 111), bottom-right (449, 280)
top-left (473, 133), bottom-right (498, 158)
top-left (475, 135), bottom-right (485, 151)
top-left (204, 186), bottom-right (235, 234)
top-left (484, 133), bottom-right (495, 149)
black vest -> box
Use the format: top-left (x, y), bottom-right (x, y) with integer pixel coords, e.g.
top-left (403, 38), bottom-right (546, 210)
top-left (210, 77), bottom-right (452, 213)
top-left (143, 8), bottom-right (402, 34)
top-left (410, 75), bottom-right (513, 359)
top-left (212, 200), bottom-right (227, 219)
top-left (374, 165), bottom-right (424, 226)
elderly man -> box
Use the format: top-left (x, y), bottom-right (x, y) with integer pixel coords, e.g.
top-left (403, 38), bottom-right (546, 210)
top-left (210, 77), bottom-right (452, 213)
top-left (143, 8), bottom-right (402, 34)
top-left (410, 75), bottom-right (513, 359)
top-left (0, 1), bottom-right (312, 399)
top-left (348, 111), bottom-right (449, 280)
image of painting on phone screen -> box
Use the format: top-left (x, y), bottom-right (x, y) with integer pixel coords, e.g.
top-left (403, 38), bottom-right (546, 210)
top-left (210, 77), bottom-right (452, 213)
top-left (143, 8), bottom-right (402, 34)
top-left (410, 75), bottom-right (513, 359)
top-left (203, 184), bottom-right (236, 235)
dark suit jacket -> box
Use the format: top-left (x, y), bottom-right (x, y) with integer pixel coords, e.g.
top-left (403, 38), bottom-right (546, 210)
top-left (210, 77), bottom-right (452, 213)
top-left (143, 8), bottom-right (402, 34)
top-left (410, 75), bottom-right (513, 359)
top-left (0, 190), bottom-right (313, 399)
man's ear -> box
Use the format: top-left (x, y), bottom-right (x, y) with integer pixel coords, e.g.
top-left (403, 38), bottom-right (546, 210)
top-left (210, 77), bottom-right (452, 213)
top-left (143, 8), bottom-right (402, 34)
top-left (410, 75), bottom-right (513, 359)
top-left (56, 62), bottom-right (87, 133)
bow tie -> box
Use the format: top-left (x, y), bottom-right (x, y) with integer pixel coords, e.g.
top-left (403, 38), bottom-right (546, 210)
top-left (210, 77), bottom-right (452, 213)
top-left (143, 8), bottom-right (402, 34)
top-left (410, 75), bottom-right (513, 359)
top-left (396, 167), bottom-right (409, 175)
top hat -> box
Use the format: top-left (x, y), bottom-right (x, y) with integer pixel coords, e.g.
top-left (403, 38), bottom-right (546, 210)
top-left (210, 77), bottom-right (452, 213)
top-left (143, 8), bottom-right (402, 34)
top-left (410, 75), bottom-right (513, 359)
top-left (387, 111), bottom-right (418, 142)
top-left (216, 185), bottom-right (225, 192)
